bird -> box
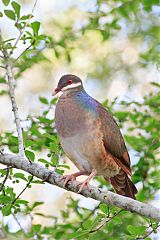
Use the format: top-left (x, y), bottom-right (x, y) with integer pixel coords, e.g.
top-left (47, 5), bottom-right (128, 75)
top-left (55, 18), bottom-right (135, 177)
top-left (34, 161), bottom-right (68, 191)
top-left (52, 74), bottom-right (137, 199)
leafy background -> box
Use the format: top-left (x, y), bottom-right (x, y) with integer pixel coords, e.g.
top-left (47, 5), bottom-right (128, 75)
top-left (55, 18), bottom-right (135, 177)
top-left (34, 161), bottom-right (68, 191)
top-left (0, 0), bottom-right (160, 239)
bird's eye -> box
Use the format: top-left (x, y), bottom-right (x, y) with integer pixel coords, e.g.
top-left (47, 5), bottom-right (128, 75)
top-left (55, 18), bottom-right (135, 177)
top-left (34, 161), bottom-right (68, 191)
top-left (67, 79), bottom-right (73, 84)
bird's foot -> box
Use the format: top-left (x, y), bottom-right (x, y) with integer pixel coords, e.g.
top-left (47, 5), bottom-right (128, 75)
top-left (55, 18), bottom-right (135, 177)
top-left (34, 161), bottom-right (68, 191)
top-left (61, 171), bottom-right (87, 187)
top-left (77, 169), bottom-right (97, 194)
top-left (77, 179), bottom-right (91, 193)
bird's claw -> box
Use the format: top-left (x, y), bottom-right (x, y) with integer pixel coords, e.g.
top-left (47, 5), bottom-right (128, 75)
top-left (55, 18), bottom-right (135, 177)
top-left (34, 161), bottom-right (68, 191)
top-left (61, 174), bottom-right (77, 187)
top-left (77, 180), bottom-right (91, 193)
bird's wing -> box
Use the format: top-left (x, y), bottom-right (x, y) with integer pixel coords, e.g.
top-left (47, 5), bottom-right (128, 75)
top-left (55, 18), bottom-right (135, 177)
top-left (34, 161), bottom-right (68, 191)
top-left (98, 104), bottom-right (132, 176)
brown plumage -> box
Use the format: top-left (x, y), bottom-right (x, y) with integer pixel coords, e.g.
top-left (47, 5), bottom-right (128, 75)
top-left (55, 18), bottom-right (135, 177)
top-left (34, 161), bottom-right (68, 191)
top-left (53, 74), bottom-right (137, 199)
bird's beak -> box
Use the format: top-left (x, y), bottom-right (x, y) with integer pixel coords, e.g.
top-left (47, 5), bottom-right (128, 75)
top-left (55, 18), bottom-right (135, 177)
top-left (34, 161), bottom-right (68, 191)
top-left (52, 87), bottom-right (61, 96)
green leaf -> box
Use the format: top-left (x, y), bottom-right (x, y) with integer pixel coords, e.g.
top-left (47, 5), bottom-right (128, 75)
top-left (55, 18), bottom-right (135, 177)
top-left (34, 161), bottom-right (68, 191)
top-left (43, 133), bottom-right (56, 141)
top-left (9, 135), bottom-right (18, 144)
top-left (112, 216), bottom-right (122, 224)
top-left (50, 98), bottom-right (57, 105)
top-left (15, 199), bottom-right (29, 205)
top-left (20, 14), bottom-right (33, 20)
top-left (2, 0), bottom-right (10, 6)
top-left (32, 224), bottom-right (41, 233)
top-left (11, 1), bottom-right (21, 18)
top-left (49, 142), bottom-right (59, 154)
top-left (0, 195), bottom-right (12, 204)
top-left (25, 139), bottom-right (34, 148)
top-left (5, 187), bottom-right (16, 200)
top-left (25, 150), bottom-right (35, 161)
top-left (0, 12), bottom-right (3, 17)
top-left (82, 219), bottom-right (93, 229)
top-left (13, 173), bottom-right (28, 182)
top-left (58, 164), bottom-right (70, 170)
top-left (127, 225), bottom-right (147, 236)
top-left (0, 77), bottom-right (6, 83)
top-left (39, 96), bottom-right (49, 104)
top-left (55, 168), bottom-right (64, 175)
top-left (51, 155), bottom-right (58, 166)
top-left (115, 111), bottom-right (129, 121)
top-left (151, 82), bottom-right (160, 88)
top-left (38, 117), bottom-right (53, 124)
top-left (67, 230), bottom-right (89, 239)
top-left (99, 203), bottom-right (109, 214)
top-left (4, 10), bottom-right (16, 20)
top-left (38, 158), bottom-right (52, 166)
top-left (31, 21), bottom-right (40, 35)
top-left (31, 201), bottom-right (43, 210)
top-left (32, 180), bottom-right (44, 184)
top-left (2, 204), bottom-right (12, 216)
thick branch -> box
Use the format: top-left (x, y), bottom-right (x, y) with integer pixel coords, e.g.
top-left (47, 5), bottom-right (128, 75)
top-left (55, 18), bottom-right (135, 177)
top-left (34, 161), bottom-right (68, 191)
top-left (0, 153), bottom-right (160, 221)
top-left (2, 51), bottom-right (24, 157)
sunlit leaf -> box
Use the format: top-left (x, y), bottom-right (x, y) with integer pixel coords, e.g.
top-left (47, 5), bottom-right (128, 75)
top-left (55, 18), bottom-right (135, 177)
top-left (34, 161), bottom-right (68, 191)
top-left (11, 1), bottom-right (21, 18)
top-left (4, 10), bottom-right (16, 20)
top-left (2, 0), bottom-right (10, 6)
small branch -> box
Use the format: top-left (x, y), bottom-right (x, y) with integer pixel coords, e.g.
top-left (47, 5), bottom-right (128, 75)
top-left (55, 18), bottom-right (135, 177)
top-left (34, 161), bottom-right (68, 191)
top-left (0, 153), bottom-right (160, 222)
top-left (1, 28), bottom-right (24, 156)
top-left (89, 209), bottom-right (123, 233)
top-left (137, 224), bottom-right (160, 240)
top-left (12, 0), bottom-right (38, 53)
top-left (12, 176), bottom-right (33, 205)
top-left (0, 168), bottom-right (10, 192)
top-left (2, 165), bottom-right (13, 171)
top-left (80, 204), bottom-right (100, 226)
top-left (2, 49), bottom-right (25, 157)
top-left (14, 43), bottom-right (32, 63)
top-left (12, 213), bottom-right (26, 234)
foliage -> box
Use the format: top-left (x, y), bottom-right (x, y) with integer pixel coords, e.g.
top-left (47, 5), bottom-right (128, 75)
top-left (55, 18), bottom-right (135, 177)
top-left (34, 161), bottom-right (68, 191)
top-left (0, 0), bottom-right (159, 239)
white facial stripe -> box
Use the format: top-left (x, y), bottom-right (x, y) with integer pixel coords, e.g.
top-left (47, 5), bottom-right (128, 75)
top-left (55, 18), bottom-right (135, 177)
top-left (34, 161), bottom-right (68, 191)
top-left (62, 82), bottom-right (81, 92)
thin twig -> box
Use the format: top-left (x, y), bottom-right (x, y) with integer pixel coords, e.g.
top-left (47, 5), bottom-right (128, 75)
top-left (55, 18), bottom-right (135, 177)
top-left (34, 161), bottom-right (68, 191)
top-left (14, 43), bottom-right (33, 63)
top-left (2, 49), bottom-right (25, 157)
top-left (11, 0), bottom-right (38, 53)
top-left (80, 204), bottom-right (100, 226)
top-left (12, 175), bottom-right (33, 205)
top-left (12, 213), bottom-right (26, 233)
top-left (2, 165), bottom-right (13, 171)
top-left (89, 209), bottom-right (123, 233)
top-left (137, 224), bottom-right (160, 240)
top-left (0, 168), bottom-right (10, 192)
top-left (0, 217), bottom-right (6, 239)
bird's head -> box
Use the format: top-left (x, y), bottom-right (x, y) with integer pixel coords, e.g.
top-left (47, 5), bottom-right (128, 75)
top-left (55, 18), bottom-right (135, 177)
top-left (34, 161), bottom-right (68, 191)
top-left (52, 74), bottom-right (83, 96)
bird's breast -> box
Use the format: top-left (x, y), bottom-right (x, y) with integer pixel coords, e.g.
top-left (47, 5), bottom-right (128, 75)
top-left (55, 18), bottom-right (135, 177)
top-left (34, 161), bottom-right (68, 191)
top-left (55, 95), bottom-right (120, 177)
top-left (59, 118), bottom-right (103, 173)
top-left (55, 96), bottom-right (98, 138)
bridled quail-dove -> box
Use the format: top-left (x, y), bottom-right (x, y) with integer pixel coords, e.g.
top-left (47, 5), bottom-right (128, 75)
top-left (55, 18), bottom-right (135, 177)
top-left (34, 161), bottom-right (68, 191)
top-left (53, 74), bottom-right (137, 199)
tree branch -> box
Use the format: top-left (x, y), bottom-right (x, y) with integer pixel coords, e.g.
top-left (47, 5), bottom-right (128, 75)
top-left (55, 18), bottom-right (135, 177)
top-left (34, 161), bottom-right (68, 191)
top-left (12, 0), bottom-right (38, 53)
top-left (0, 153), bottom-right (160, 221)
top-left (2, 50), bottom-right (25, 157)
top-left (0, 167), bottom-right (10, 192)
top-left (140, 224), bottom-right (160, 239)
top-left (12, 213), bottom-right (26, 234)
top-left (12, 176), bottom-right (33, 205)
top-left (14, 43), bottom-right (33, 63)
top-left (89, 209), bottom-right (123, 233)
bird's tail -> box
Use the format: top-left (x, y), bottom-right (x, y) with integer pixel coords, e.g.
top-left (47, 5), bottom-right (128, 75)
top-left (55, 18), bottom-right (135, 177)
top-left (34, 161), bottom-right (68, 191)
top-left (109, 169), bottom-right (137, 199)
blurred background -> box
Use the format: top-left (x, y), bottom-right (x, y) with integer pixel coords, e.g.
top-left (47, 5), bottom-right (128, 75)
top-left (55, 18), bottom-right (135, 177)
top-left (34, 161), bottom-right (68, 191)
top-left (0, 0), bottom-right (160, 238)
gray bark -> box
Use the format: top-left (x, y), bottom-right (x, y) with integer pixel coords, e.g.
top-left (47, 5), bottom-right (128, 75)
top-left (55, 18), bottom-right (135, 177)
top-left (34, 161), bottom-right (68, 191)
top-left (0, 153), bottom-right (159, 221)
